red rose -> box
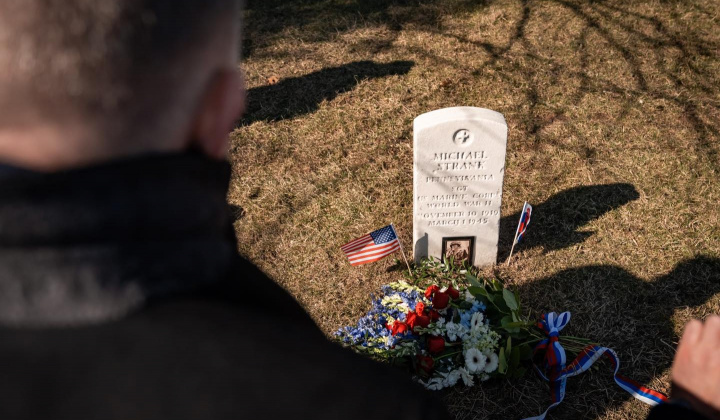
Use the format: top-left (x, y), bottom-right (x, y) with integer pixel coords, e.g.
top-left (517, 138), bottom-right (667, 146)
top-left (391, 321), bottom-right (408, 336)
top-left (432, 291), bottom-right (450, 309)
top-left (417, 355), bottom-right (434, 374)
top-left (447, 287), bottom-right (460, 300)
top-left (424, 285), bottom-right (439, 299)
top-left (407, 312), bottom-right (431, 330)
top-left (415, 302), bottom-right (425, 315)
top-left (427, 336), bottom-right (445, 354)
top-left (406, 312), bottom-right (418, 329)
top-left (429, 309), bottom-right (440, 321)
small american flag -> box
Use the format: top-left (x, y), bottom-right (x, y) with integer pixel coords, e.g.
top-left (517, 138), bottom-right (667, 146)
top-left (341, 225), bottom-right (400, 266)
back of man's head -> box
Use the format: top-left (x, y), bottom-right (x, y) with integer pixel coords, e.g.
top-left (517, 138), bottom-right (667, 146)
top-left (0, 0), bottom-right (243, 170)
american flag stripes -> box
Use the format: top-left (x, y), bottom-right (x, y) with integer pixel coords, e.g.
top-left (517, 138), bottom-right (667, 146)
top-left (341, 225), bottom-right (400, 266)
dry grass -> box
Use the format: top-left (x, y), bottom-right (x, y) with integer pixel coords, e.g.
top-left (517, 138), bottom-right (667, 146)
top-left (230, 0), bottom-right (720, 418)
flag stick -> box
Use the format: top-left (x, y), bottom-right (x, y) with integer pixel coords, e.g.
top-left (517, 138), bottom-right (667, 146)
top-left (506, 240), bottom-right (517, 266)
top-left (391, 223), bottom-right (413, 277)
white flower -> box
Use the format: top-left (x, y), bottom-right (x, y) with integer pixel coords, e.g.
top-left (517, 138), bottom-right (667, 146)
top-left (443, 369), bottom-right (461, 387)
top-left (423, 377), bottom-right (445, 391)
top-left (484, 353), bottom-right (499, 373)
top-left (464, 289), bottom-right (475, 302)
top-left (420, 316), bottom-right (446, 336)
top-left (458, 367), bottom-right (474, 387)
top-left (481, 374), bottom-right (490, 382)
top-left (465, 348), bottom-right (487, 373)
top-left (445, 321), bottom-right (471, 342)
top-left (470, 312), bottom-right (484, 331)
top-left (445, 321), bottom-right (458, 341)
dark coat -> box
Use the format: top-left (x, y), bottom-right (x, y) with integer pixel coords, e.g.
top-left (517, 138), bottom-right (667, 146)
top-left (647, 402), bottom-right (711, 420)
top-left (0, 153), bottom-right (450, 420)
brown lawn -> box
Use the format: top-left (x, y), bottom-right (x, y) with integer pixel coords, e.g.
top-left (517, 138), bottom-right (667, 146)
top-left (231, 1), bottom-right (720, 418)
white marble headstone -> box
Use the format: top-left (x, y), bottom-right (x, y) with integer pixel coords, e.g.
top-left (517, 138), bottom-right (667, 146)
top-left (413, 107), bottom-right (507, 266)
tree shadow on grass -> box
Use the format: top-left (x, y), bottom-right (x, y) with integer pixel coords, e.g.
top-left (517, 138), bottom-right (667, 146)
top-left (501, 256), bottom-right (720, 420)
top-left (498, 183), bottom-right (640, 262)
top-left (240, 60), bottom-right (414, 125)
top-left (243, 0), bottom-right (494, 55)
top-left (244, 0), bottom-right (720, 167)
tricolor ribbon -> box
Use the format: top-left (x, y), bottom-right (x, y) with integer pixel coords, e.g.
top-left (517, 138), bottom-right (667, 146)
top-left (524, 312), bottom-right (668, 420)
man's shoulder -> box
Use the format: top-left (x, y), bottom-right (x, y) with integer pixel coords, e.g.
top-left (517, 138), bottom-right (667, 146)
top-left (0, 255), bottom-right (451, 420)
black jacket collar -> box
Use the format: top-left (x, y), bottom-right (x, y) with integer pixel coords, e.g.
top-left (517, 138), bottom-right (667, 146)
top-left (0, 153), bottom-right (237, 327)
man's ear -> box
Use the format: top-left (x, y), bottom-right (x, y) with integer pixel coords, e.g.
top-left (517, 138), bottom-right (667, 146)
top-left (189, 69), bottom-right (245, 159)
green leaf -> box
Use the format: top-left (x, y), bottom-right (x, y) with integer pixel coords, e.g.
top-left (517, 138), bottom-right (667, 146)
top-left (490, 294), bottom-right (511, 314)
top-left (491, 278), bottom-right (504, 291)
top-left (518, 344), bottom-right (533, 361)
top-left (502, 289), bottom-right (519, 311)
top-left (466, 273), bottom-right (482, 288)
top-left (498, 348), bottom-right (508, 374)
top-left (475, 295), bottom-right (490, 308)
top-left (507, 330), bottom-right (530, 340)
top-left (506, 337), bottom-right (512, 355)
top-left (457, 301), bottom-right (473, 310)
top-left (500, 316), bottom-right (521, 333)
top-left (468, 286), bottom-right (488, 297)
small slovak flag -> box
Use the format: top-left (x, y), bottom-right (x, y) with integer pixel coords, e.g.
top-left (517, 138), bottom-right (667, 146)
top-left (513, 202), bottom-right (533, 245)
top-left (341, 225), bottom-right (400, 266)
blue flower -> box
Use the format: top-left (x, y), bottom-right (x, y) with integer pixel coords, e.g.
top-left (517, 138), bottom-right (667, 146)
top-left (337, 283), bottom-right (430, 351)
top-left (458, 300), bottom-right (487, 328)
top-left (472, 301), bottom-right (486, 312)
top-left (460, 311), bottom-right (473, 328)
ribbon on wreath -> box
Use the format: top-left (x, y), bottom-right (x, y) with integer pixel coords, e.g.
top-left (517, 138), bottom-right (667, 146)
top-left (523, 312), bottom-right (668, 420)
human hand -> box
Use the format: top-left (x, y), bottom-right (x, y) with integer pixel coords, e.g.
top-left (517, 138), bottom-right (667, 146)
top-left (671, 316), bottom-right (720, 419)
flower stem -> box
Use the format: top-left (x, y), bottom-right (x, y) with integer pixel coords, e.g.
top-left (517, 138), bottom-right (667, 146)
top-left (434, 350), bottom-right (463, 361)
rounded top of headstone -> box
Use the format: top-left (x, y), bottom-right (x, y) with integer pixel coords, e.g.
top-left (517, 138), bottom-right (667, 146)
top-left (413, 107), bottom-right (506, 132)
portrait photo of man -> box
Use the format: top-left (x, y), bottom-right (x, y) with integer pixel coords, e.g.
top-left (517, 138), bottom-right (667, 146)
top-left (441, 237), bottom-right (474, 265)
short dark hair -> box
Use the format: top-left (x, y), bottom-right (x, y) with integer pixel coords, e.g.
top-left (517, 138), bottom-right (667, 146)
top-left (0, 0), bottom-right (239, 140)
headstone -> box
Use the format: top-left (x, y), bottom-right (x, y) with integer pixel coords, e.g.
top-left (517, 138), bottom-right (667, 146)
top-left (413, 107), bottom-right (507, 267)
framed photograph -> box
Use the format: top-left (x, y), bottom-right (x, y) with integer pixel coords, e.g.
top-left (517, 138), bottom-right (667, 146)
top-left (441, 236), bottom-right (474, 266)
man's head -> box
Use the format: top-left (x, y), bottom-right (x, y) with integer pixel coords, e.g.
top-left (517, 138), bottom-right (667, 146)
top-left (0, 0), bottom-right (244, 171)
